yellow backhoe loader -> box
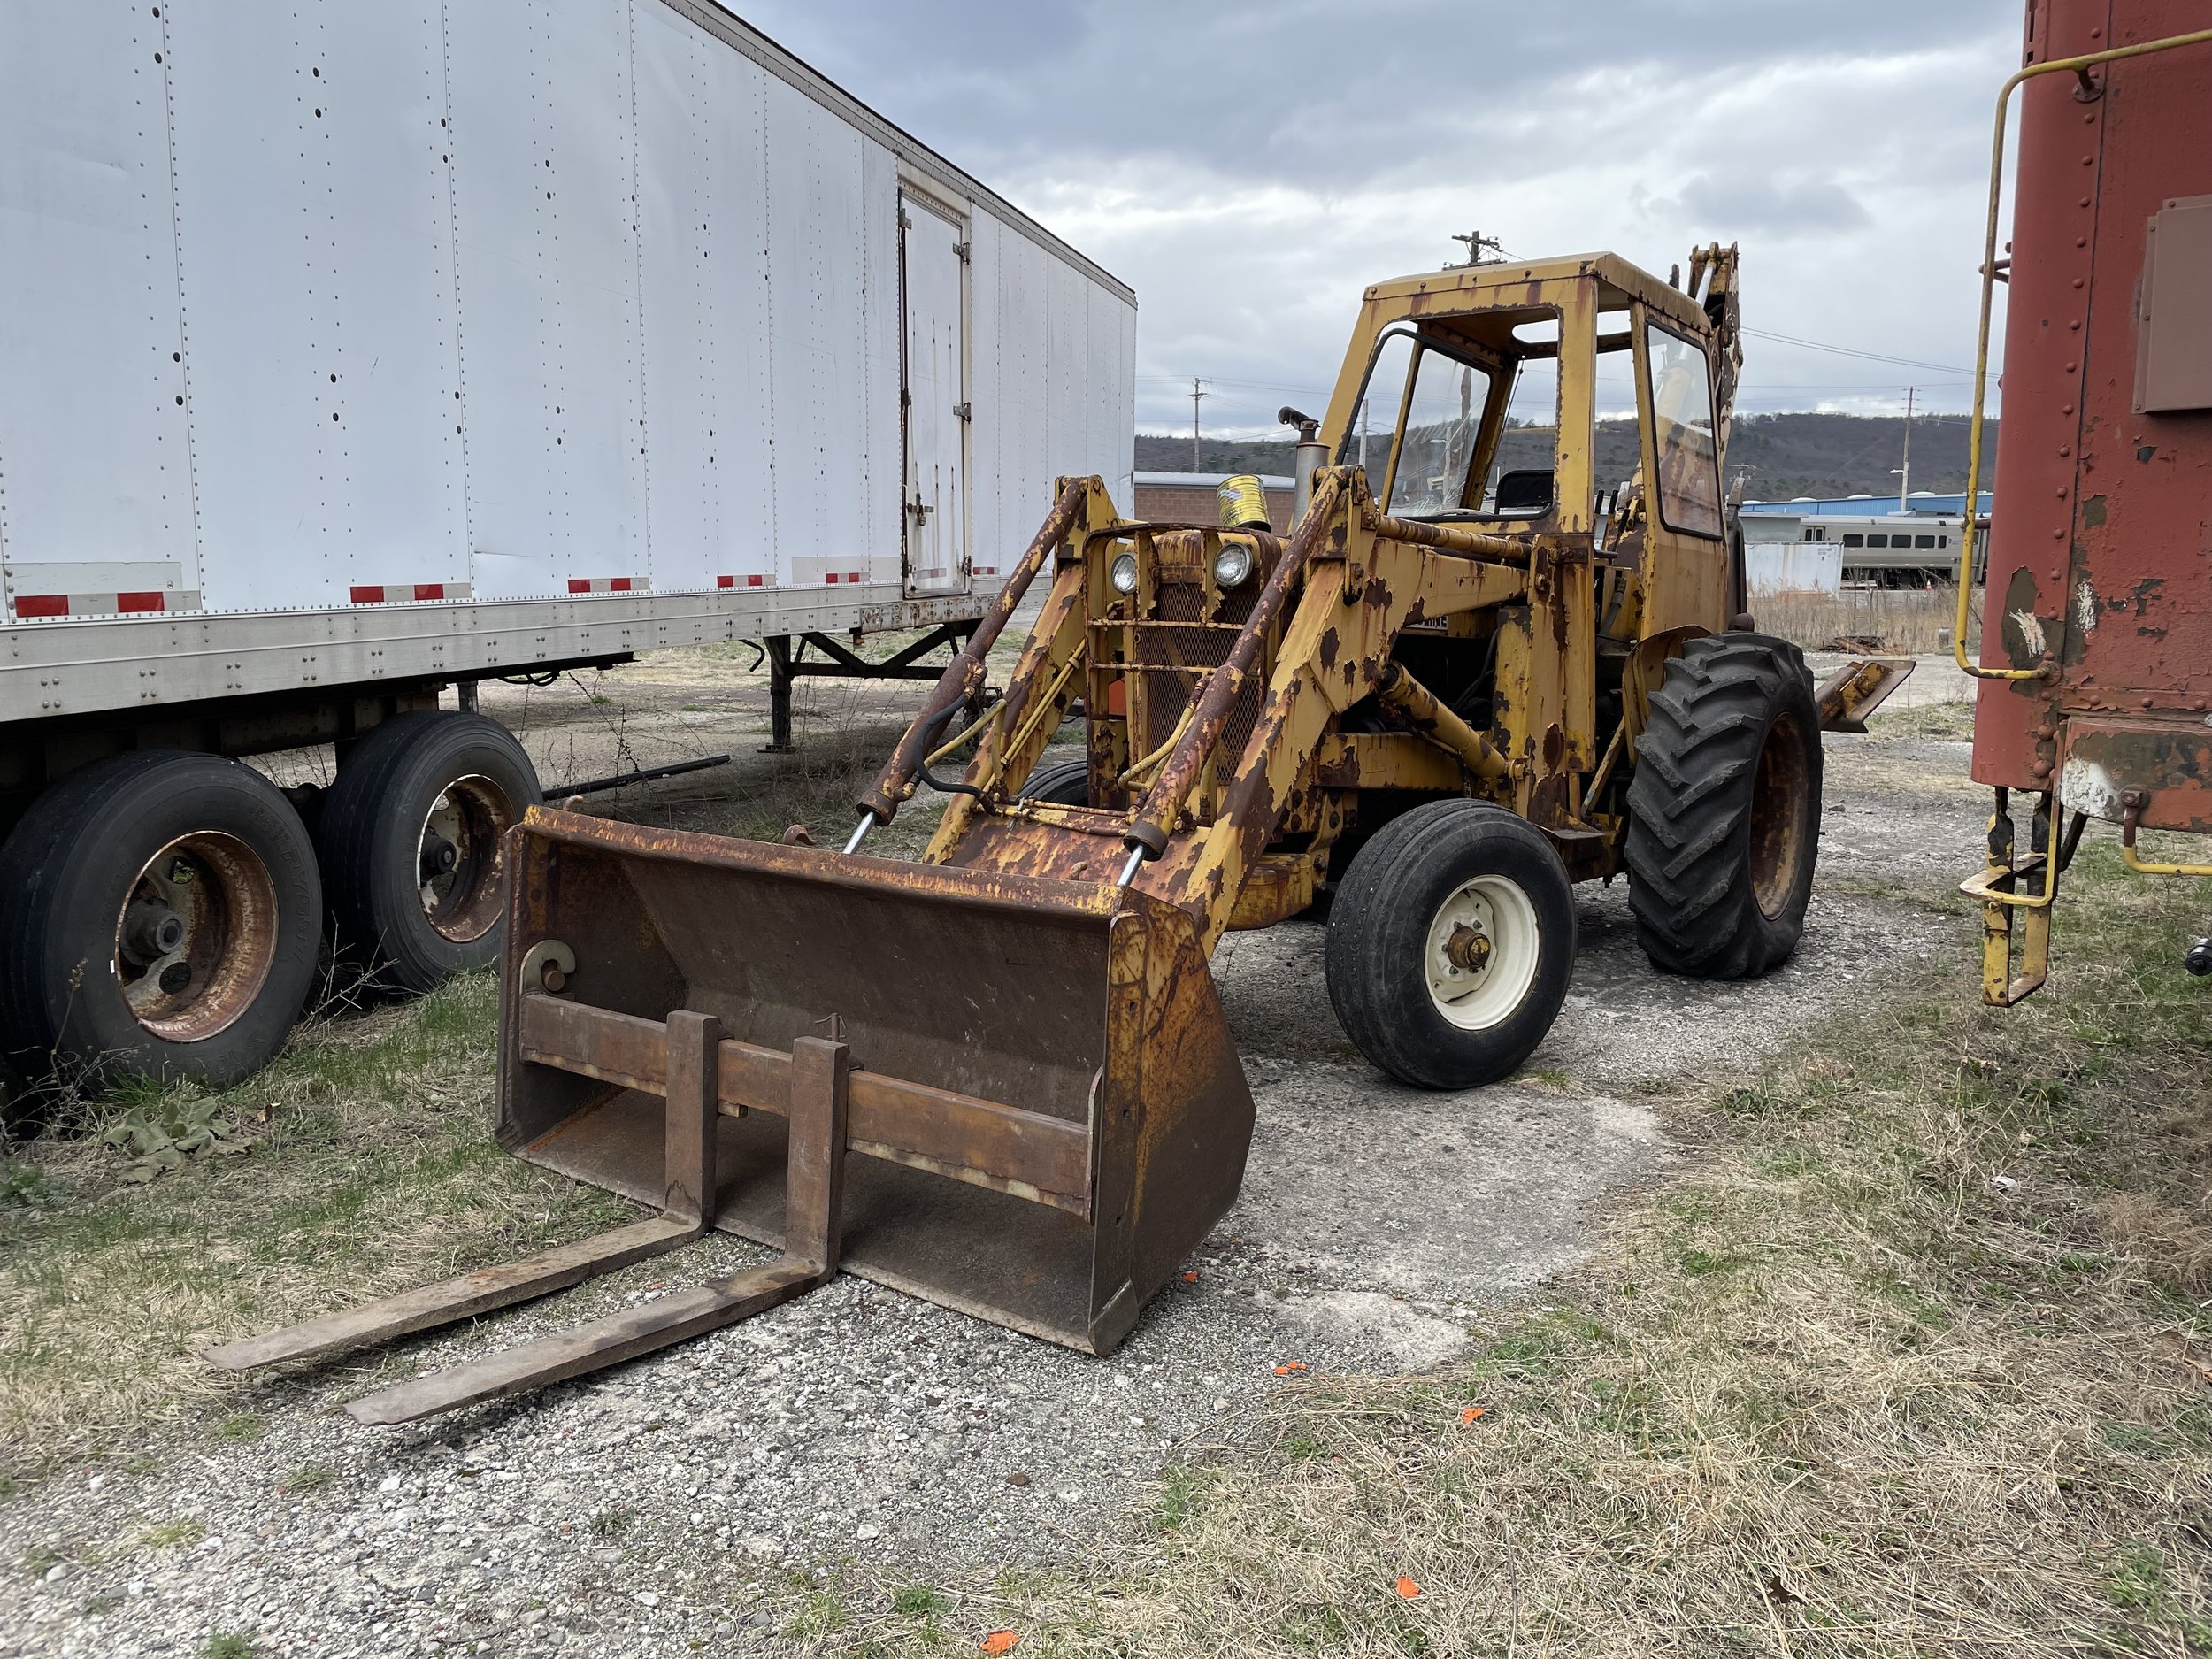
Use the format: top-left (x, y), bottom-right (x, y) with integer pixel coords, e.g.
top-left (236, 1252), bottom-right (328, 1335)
top-left (215, 245), bottom-right (1908, 1420)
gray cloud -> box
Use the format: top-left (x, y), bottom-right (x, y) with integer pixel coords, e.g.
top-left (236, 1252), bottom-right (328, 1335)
top-left (725, 0), bottom-right (2023, 432)
top-left (1663, 174), bottom-right (1872, 234)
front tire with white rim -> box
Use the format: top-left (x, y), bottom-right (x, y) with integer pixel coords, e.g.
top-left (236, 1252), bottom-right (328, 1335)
top-left (318, 711), bottom-right (541, 994)
top-left (1325, 800), bottom-right (1577, 1090)
top-left (0, 752), bottom-right (323, 1091)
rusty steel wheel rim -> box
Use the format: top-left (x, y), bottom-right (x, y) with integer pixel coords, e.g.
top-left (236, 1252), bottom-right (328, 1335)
top-left (418, 773), bottom-right (517, 944)
top-left (113, 832), bottom-right (280, 1043)
top-left (1748, 710), bottom-right (1810, 919)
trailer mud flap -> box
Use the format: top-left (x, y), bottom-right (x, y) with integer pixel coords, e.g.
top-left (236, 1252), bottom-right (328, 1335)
top-left (499, 809), bottom-right (1255, 1356)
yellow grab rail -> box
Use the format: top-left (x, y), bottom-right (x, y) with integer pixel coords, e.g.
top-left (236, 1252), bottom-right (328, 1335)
top-left (2121, 795), bottom-right (2212, 879)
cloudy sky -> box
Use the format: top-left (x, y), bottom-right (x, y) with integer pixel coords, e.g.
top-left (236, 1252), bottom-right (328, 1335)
top-left (736, 0), bottom-right (2023, 438)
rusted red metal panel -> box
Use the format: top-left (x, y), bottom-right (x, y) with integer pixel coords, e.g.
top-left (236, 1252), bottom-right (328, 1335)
top-left (1974, 0), bottom-right (2212, 833)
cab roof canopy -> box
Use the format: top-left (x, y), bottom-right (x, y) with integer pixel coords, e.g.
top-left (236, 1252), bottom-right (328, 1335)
top-left (1360, 251), bottom-right (1713, 339)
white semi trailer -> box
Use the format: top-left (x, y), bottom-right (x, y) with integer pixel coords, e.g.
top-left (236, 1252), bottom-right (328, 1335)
top-left (0, 0), bottom-right (1135, 1094)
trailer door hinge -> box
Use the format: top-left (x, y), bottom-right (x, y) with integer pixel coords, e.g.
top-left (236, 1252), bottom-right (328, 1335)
top-left (954, 240), bottom-right (971, 263)
top-left (953, 402), bottom-right (972, 421)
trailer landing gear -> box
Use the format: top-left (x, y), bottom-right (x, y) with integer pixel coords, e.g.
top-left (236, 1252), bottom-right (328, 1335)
top-left (759, 623), bottom-right (982, 755)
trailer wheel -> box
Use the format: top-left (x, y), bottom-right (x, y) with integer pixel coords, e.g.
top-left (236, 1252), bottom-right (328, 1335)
top-left (1624, 634), bottom-right (1820, 979)
top-left (1017, 755), bottom-right (1091, 806)
top-left (0, 752), bottom-right (322, 1090)
top-left (318, 712), bottom-right (541, 993)
top-left (1325, 800), bottom-right (1576, 1089)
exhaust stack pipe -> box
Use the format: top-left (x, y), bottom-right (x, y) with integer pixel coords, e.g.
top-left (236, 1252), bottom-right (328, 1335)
top-left (1280, 406), bottom-right (1326, 527)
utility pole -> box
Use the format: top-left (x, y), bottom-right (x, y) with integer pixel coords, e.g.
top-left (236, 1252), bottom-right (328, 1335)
top-left (1898, 385), bottom-right (1915, 512)
top-left (1449, 232), bottom-right (1507, 268)
top-left (1189, 377), bottom-right (1208, 473)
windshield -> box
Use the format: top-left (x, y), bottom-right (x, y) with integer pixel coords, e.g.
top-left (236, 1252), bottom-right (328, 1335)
top-left (1337, 326), bottom-right (1557, 520)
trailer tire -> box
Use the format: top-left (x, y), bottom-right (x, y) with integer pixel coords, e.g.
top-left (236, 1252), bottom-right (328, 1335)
top-left (1017, 755), bottom-right (1091, 806)
top-left (318, 712), bottom-right (541, 994)
top-left (1625, 634), bottom-right (1820, 979)
top-left (1325, 799), bottom-right (1575, 1090)
top-left (0, 752), bottom-right (322, 1091)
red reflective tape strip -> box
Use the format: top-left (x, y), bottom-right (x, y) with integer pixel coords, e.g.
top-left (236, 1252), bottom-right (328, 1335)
top-left (413, 583), bottom-right (444, 602)
top-left (15, 595), bottom-right (66, 618)
top-left (610, 577), bottom-right (632, 592)
top-left (116, 591), bottom-right (165, 613)
top-left (746, 574), bottom-right (766, 587)
top-left (568, 579), bottom-right (592, 594)
top-left (717, 575), bottom-right (734, 588)
top-left (350, 586), bottom-right (384, 603)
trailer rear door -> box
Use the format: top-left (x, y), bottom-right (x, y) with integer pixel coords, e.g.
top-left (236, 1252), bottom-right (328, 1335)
top-left (901, 195), bottom-right (969, 596)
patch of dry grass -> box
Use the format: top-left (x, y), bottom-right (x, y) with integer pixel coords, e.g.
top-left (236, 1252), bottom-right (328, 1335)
top-left (1863, 698), bottom-right (1976, 742)
top-left (0, 973), bottom-right (634, 1465)
top-left (1761, 586), bottom-right (1982, 657)
top-left (941, 850), bottom-right (2212, 1657)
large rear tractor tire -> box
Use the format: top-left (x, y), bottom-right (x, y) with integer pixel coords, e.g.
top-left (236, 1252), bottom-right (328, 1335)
top-left (1325, 800), bottom-right (1577, 1089)
top-left (1624, 634), bottom-right (1821, 979)
top-left (0, 752), bottom-right (324, 1090)
top-left (1017, 755), bottom-right (1091, 806)
top-left (318, 711), bottom-right (541, 994)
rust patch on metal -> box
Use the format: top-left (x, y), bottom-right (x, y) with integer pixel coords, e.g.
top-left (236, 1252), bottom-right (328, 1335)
top-left (2000, 565), bottom-right (2047, 672)
top-left (2063, 718), bottom-right (2212, 833)
top-left (1528, 773), bottom-right (1566, 826)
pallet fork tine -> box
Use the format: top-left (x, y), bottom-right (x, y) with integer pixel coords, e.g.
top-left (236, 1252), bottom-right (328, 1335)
top-left (205, 1014), bottom-right (848, 1413)
top-left (343, 1033), bottom-right (850, 1425)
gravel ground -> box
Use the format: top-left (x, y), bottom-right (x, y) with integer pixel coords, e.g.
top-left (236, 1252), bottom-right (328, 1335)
top-left (0, 656), bottom-right (1993, 1659)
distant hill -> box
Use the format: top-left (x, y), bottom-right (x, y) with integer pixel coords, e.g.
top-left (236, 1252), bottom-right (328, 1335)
top-left (1137, 412), bottom-right (1997, 502)
top-left (1135, 434), bottom-right (1301, 476)
top-left (1725, 412), bottom-right (1993, 499)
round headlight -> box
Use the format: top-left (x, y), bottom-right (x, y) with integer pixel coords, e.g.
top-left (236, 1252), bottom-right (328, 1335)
top-left (1109, 552), bottom-right (1139, 595)
top-left (1213, 541), bottom-right (1255, 588)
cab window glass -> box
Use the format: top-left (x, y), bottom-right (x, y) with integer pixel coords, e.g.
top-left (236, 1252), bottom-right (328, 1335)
top-left (1647, 322), bottom-right (1723, 537)
top-left (1387, 347), bottom-right (1495, 517)
top-left (1337, 330), bottom-right (1417, 479)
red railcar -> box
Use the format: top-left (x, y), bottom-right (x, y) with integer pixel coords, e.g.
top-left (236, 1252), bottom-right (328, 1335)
top-left (1962, 0), bottom-right (2212, 1000)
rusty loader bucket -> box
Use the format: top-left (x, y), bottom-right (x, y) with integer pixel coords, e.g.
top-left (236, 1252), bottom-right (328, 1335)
top-left (497, 809), bottom-right (1252, 1349)
top-left (210, 805), bottom-right (1252, 1421)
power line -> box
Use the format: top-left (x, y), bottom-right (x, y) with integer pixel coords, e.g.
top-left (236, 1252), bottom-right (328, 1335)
top-left (1740, 326), bottom-right (1976, 377)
